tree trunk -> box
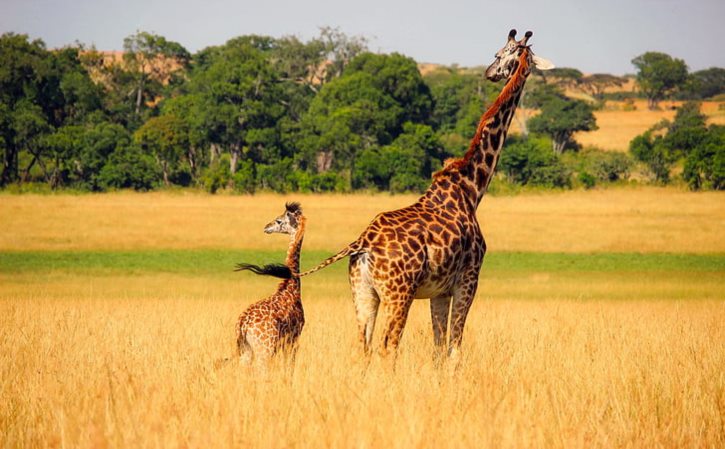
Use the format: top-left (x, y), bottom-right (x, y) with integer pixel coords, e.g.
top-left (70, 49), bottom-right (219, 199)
top-left (229, 145), bottom-right (241, 174)
top-left (209, 144), bottom-right (221, 164)
top-left (188, 147), bottom-right (196, 175)
top-left (162, 162), bottom-right (170, 186)
top-left (2, 147), bottom-right (18, 185)
top-left (135, 75), bottom-right (145, 116)
top-left (31, 150), bottom-right (51, 183)
top-left (647, 97), bottom-right (658, 111)
top-left (22, 154), bottom-right (38, 183)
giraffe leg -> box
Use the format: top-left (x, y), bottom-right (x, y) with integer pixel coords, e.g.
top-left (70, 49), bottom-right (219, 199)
top-left (448, 271), bottom-right (480, 359)
top-left (430, 295), bottom-right (451, 359)
top-left (236, 327), bottom-right (254, 366)
top-left (350, 254), bottom-right (380, 354)
top-left (379, 294), bottom-right (414, 357)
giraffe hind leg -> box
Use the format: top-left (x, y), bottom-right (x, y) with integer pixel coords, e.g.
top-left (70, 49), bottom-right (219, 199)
top-left (350, 254), bottom-right (380, 355)
top-left (237, 330), bottom-right (254, 366)
top-left (378, 290), bottom-right (415, 358)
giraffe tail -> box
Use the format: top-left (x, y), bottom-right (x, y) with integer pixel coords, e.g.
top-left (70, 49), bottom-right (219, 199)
top-left (234, 263), bottom-right (292, 279)
top-left (296, 240), bottom-right (363, 277)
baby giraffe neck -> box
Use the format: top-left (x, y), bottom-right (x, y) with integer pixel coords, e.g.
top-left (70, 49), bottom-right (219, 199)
top-left (285, 217), bottom-right (306, 276)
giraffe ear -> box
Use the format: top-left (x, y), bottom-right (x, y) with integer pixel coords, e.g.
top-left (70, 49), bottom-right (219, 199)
top-left (532, 55), bottom-right (555, 70)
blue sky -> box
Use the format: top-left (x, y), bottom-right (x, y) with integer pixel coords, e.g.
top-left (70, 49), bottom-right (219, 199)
top-left (2, 0), bottom-right (723, 74)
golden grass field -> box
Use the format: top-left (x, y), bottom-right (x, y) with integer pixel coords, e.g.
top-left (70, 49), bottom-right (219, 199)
top-left (2, 187), bottom-right (724, 253)
top-left (1, 189), bottom-right (724, 449)
top-left (575, 100), bottom-right (725, 152)
top-left (507, 100), bottom-right (725, 152)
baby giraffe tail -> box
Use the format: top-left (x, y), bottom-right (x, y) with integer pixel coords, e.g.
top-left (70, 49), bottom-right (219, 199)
top-left (234, 263), bottom-right (292, 279)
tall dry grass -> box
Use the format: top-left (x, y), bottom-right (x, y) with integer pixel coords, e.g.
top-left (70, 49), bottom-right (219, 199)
top-left (2, 190), bottom-right (723, 448)
top-left (1, 273), bottom-right (723, 449)
top-left (2, 187), bottom-right (724, 253)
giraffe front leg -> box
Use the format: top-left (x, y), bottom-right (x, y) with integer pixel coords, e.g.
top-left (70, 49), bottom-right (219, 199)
top-left (430, 295), bottom-right (451, 359)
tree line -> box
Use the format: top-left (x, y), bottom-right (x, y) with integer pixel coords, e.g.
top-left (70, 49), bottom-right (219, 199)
top-left (1, 30), bottom-right (723, 193)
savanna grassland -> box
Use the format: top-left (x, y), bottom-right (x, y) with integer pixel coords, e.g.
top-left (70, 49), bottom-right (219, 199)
top-left (509, 99), bottom-right (725, 152)
top-left (1, 189), bottom-right (724, 449)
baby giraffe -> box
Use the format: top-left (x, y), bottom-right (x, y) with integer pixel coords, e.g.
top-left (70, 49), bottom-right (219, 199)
top-left (233, 202), bottom-right (305, 365)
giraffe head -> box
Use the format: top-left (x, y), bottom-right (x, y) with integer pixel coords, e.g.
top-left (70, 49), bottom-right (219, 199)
top-left (485, 29), bottom-right (554, 82)
top-left (264, 202), bottom-right (303, 235)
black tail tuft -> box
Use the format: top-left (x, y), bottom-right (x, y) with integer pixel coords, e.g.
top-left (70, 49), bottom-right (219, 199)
top-left (234, 263), bottom-right (292, 279)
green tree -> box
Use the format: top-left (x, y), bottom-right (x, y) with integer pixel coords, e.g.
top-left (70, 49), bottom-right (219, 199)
top-left (578, 74), bottom-right (625, 102)
top-left (679, 68), bottom-right (725, 100)
top-left (528, 96), bottom-right (598, 153)
top-left (632, 52), bottom-right (688, 110)
top-left (426, 67), bottom-right (497, 152)
top-left (540, 67), bottom-right (583, 89)
top-left (630, 101), bottom-right (723, 188)
top-left (98, 143), bottom-right (159, 191)
top-left (0, 33), bottom-right (49, 185)
top-left (346, 52), bottom-right (433, 127)
top-left (354, 122), bottom-right (443, 192)
top-left (629, 128), bottom-right (674, 183)
top-left (186, 38), bottom-right (285, 176)
top-left (297, 71), bottom-right (401, 179)
top-left (134, 115), bottom-right (189, 185)
top-left (682, 124), bottom-right (724, 190)
top-left (122, 31), bottom-right (190, 118)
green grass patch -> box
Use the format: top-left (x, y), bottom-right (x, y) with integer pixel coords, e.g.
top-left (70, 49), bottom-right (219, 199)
top-left (0, 250), bottom-right (722, 275)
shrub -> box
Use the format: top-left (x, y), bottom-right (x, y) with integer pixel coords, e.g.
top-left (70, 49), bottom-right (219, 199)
top-left (97, 144), bottom-right (160, 191)
top-left (578, 171), bottom-right (596, 189)
top-left (499, 136), bottom-right (571, 188)
top-left (200, 155), bottom-right (231, 194)
top-left (682, 125), bottom-right (724, 190)
top-left (589, 152), bottom-right (632, 182)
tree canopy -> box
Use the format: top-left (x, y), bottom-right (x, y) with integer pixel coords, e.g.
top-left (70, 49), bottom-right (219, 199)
top-left (632, 52), bottom-right (688, 110)
top-left (1, 30), bottom-right (722, 193)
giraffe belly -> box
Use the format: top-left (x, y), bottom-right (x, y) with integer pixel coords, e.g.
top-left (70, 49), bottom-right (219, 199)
top-left (413, 256), bottom-right (458, 299)
top-left (413, 277), bottom-right (454, 299)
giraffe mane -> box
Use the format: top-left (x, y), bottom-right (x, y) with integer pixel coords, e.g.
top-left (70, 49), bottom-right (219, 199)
top-left (434, 48), bottom-right (531, 178)
top-left (285, 202), bottom-right (302, 214)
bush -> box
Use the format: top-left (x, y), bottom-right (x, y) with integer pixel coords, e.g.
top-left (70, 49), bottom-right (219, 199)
top-left (256, 158), bottom-right (296, 192)
top-left (232, 159), bottom-right (256, 193)
top-left (578, 171), bottom-right (596, 189)
top-left (589, 152), bottom-right (632, 182)
top-left (97, 144), bottom-right (160, 191)
top-left (293, 171), bottom-right (347, 193)
top-left (499, 136), bottom-right (571, 188)
top-left (200, 155), bottom-right (231, 194)
top-left (630, 131), bottom-right (673, 183)
top-left (682, 125), bottom-right (724, 190)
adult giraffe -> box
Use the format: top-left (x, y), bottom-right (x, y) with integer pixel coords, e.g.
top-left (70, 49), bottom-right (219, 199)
top-left (300, 30), bottom-right (553, 357)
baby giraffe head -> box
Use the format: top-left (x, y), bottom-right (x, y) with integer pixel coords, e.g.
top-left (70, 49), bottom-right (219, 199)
top-left (485, 29), bottom-right (554, 82)
top-left (264, 202), bottom-right (303, 235)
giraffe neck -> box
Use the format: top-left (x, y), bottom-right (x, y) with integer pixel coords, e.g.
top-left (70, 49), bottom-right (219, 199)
top-left (285, 216), bottom-right (306, 281)
top-left (433, 50), bottom-right (531, 207)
